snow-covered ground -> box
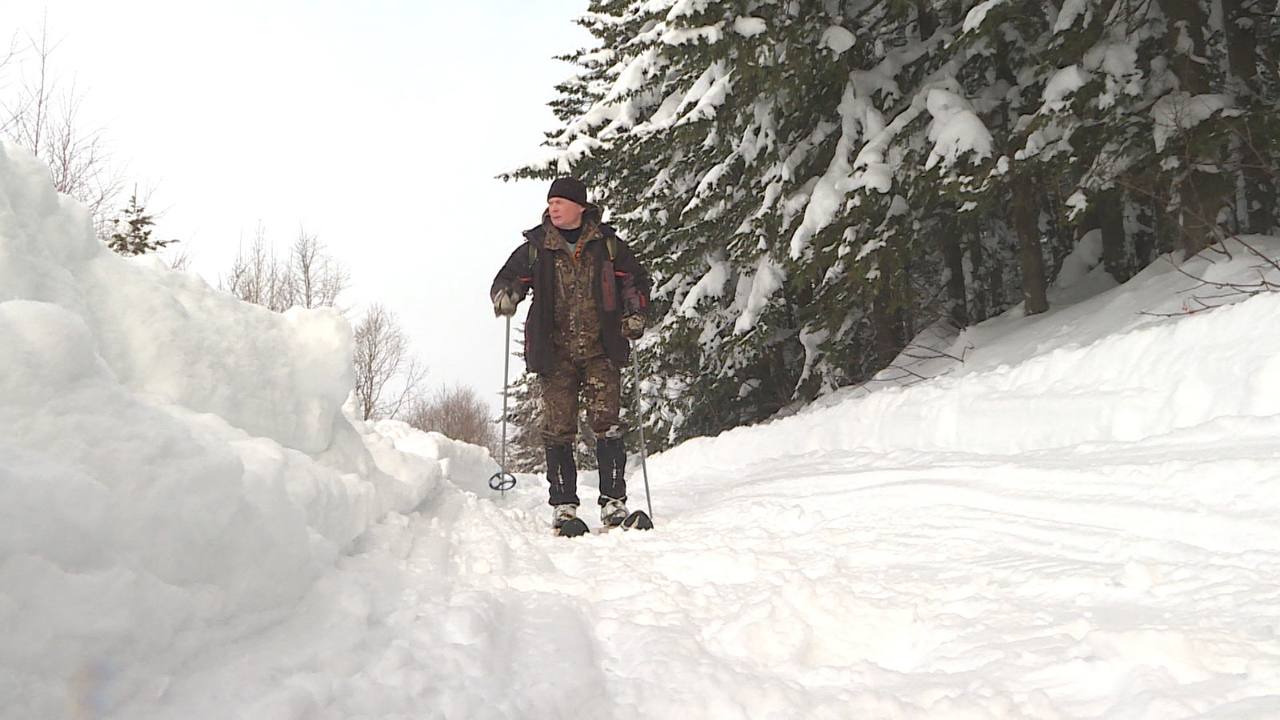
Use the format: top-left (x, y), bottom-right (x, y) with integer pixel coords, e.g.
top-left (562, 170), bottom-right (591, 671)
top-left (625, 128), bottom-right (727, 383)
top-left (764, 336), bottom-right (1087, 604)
top-left (4, 139), bottom-right (1280, 719)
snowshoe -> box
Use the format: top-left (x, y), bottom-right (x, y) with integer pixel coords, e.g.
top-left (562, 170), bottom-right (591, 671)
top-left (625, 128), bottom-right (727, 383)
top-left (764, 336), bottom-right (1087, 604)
top-left (622, 510), bottom-right (653, 531)
top-left (597, 509), bottom-right (654, 534)
top-left (555, 518), bottom-right (590, 538)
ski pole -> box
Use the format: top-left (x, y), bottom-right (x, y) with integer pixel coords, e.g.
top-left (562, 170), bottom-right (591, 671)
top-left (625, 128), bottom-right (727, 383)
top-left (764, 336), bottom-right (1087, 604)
top-left (631, 359), bottom-right (653, 519)
top-left (489, 314), bottom-right (517, 495)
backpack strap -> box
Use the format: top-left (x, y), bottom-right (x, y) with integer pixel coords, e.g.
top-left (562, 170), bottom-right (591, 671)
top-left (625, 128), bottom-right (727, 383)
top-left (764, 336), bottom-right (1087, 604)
top-left (516, 242), bottom-right (536, 288)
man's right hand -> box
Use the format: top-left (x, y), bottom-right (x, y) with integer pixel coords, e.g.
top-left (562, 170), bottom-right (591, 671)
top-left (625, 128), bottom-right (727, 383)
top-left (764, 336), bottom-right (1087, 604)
top-left (493, 288), bottom-right (519, 317)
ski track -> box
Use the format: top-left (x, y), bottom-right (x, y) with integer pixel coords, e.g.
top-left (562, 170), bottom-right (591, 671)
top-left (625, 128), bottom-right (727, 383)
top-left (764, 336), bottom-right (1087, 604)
top-left (135, 413), bottom-right (1280, 720)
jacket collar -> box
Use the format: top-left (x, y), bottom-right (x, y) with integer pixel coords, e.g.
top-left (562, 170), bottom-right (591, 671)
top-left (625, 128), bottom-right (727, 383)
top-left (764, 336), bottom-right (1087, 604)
top-left (541, 205), bottom-right (603, 253)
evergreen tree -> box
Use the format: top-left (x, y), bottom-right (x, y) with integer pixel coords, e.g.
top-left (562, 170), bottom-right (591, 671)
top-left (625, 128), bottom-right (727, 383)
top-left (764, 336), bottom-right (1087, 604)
top-left (107, 191), bottom-right (176, 256)
top-left (516, 0), bottom-right (1280, 448)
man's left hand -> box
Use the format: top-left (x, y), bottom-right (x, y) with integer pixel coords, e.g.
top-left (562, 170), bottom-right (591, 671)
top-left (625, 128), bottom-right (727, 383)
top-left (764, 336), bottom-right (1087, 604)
top-left (622, 313), bottom-right (645, 340)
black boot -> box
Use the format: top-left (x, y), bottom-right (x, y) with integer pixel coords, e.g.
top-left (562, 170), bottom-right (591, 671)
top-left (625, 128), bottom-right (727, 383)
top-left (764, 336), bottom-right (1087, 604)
top-left (595, 436), bottom-right (628, 524)
top-left (544, 443), bottom-right (579, 507)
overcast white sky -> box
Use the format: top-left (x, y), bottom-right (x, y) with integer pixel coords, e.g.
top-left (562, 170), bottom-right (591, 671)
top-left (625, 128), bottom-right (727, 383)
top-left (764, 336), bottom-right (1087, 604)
top-left (7, 0), bottom-right (591, 413)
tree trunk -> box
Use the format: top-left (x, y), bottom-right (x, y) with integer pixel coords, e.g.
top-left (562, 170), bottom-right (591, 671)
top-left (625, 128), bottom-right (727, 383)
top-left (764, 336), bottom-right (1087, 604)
top-left (1157, 0), bottom-right (1226, 256)
top-left (939, 211), bottom-right (969, 327)
top-left (968, 224), bottom-right (1007, 323)
top-left (1096, 188), bottom-right (1129, 281)
top-left (1158, 0), bottom-right (1211, 93)
top-left (1011, 183), bottom-right (1049, 315)
top-left (968, 230), bottom-right (987, 323)
top-left (1223, 0), bottom-right (1257, 96)
top-left (872, 264), bottom-right (905, 368)
top-left (1223, 0), bottom-right (1275, 234)
top-left (914, 0), bottom-right (938, 41)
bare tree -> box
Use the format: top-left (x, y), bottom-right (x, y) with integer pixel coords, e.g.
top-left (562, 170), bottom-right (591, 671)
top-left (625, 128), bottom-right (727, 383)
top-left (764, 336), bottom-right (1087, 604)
top-left (405, 384), bottom-right (498, 453)
top-left (352, 303), bottom-right (426, 421)
top-left (164, 247), bottom-right (193, 272)
top-left (222, 225), bottom-right (293, 311)
top-left (221, 225), bottom-right (348, 312)
top-left (1, 17), bottom-right (122, 232)
top-left (0, 33), bottom-right (17, 91)
top-left (291, 229), bottom-right (349, 309)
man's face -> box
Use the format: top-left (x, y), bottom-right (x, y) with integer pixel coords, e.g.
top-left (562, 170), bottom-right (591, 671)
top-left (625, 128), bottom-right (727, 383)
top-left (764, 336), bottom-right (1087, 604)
top-left (548, 197), bottom-right (585, 230)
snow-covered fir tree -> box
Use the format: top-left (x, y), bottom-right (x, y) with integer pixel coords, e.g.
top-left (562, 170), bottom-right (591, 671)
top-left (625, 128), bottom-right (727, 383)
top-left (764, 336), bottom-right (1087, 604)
top-left (515, 0), bottom-right (1280, 448)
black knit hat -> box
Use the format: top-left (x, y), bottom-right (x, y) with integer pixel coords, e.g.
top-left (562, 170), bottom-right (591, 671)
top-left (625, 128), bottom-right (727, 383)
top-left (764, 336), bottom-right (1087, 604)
top-left (547, 177), bottom-right (588, 206)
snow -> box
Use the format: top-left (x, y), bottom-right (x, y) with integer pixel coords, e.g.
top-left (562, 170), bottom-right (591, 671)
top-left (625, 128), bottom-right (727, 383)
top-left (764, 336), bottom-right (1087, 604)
top-left (1065, 187), bottom-right (1090, 217)
top-left (963, 0), bottom-right (1008, 33)
top-left (1053, 0), bottom-right (1093, 34)
top-left (852, 81), bottom-right (942, 194)
top-left (639, 62), bottom-right (717, 132)
top-left (1083, 42), bottom-right (1143, 109)
top-left (680, 63), bottom-right (734, 125)
top-left (796, 326), bottom-right (831, 390)
top-left (923, 88), bottom-right (995, 171)
top-left (603, 47), bottom-right (659, 105)
top-left (858, 160), bottom-right (894, 194)
top-left (8, 138), bottom-right (1280, 718)
top-left (1053, 228), bottom-right (1105, 288)
top-left (1044, 64), bottom-right (1090, 108)
top-left (662, 24), bottom-right (724, 46)
top-left (789, 78), bottom-right (863, 259)
top-left (732, 255), bottom-right (786, 334)
top-left (732, 16), bottom-right (767, 38)
top-left (678, 252), bottom-right (731, 316)
top-left (662, 0), bottom-right (710, 20)
top-left (1152, 92), bottom-right (1235, 152)
top-left (0, 140), bottom-right (454, 718)
top-left (1084, 42), bottom-right (1140, 83)
top-left (632, 60), bottom-right (735, 135)
top-left (821, 26), bottom-right (855, 55)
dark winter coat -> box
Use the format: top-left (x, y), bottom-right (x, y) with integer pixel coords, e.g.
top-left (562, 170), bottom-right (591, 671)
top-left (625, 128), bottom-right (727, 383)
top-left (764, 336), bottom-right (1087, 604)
top-left (491, 206), bottom-right (651, 375)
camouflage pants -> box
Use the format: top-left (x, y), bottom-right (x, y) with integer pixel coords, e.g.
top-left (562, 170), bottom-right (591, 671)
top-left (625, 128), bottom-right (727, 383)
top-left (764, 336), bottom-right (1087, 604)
top-left (541, 353), bottom-right (621, 446)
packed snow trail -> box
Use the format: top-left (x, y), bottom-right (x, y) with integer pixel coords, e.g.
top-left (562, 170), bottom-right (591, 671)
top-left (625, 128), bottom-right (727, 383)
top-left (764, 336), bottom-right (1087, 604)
top-left (133, 380), bottom-right (1280, 716)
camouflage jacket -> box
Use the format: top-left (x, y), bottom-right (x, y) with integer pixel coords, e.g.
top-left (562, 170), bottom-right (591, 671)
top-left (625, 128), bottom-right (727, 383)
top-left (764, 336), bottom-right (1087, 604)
top-left (490, 205), bottom-right (651, 375)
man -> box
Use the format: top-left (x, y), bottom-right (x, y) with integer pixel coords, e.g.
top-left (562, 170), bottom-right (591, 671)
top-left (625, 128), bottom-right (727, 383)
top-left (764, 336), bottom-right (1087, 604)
top-left (490, 177), bottom-right (651, 532)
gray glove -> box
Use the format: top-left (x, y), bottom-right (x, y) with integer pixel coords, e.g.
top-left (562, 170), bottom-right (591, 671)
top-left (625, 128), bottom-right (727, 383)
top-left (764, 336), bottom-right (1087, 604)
top-left (622, 313), bottom-right (645, 340)
top-left (493, 289), bottom-right (519, 317)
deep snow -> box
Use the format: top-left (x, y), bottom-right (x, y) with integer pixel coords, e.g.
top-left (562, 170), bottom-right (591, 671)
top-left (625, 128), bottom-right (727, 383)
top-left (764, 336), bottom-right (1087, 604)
top-left (3, 137), bottom-right (1279, 719)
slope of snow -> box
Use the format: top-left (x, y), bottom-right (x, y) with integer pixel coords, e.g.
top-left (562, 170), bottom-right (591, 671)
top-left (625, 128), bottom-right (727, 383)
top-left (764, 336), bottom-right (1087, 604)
top-left (0, 140), bottom-right (483, 718)
top-left (5, 138), bottom-right (1280, 719)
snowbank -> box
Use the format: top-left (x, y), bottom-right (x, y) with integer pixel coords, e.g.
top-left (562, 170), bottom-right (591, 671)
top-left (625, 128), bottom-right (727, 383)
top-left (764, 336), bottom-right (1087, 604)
top-left (0, 140), bottom-right (490, 718)
top-left (660, 238), bottom-right (1280, 474)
